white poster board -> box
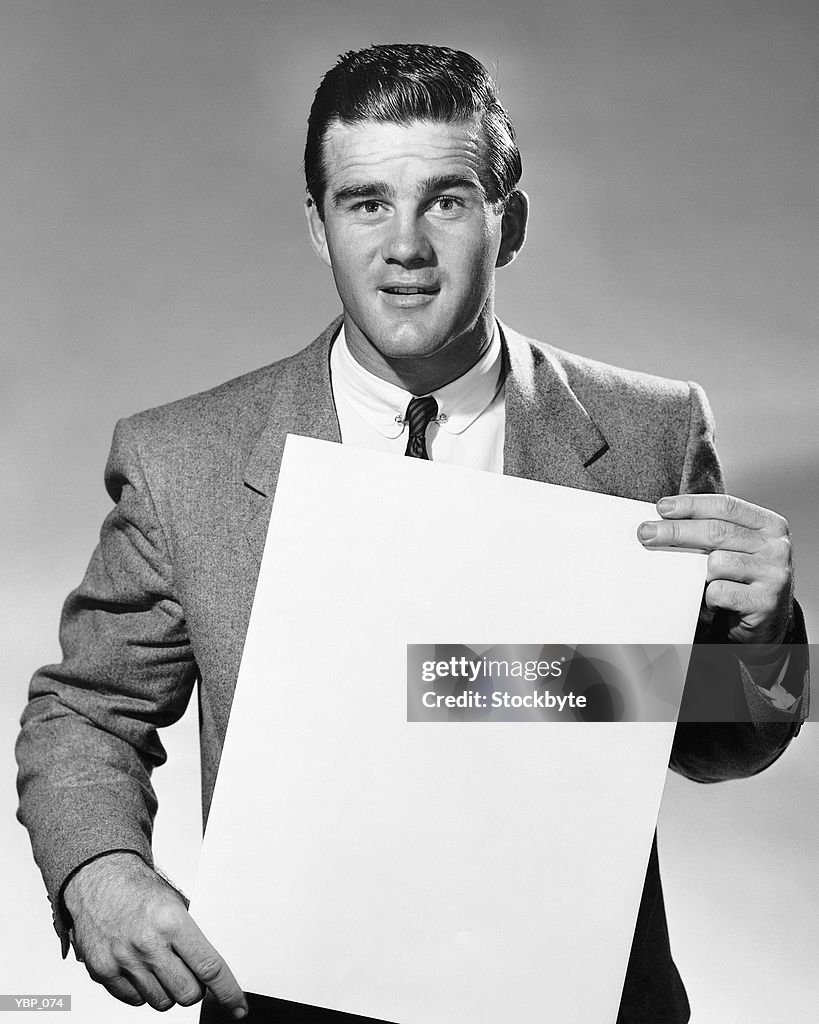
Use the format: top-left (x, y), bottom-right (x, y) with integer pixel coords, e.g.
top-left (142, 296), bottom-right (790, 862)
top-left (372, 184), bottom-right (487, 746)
top-left (191, 435), bottom-right (706, 1023)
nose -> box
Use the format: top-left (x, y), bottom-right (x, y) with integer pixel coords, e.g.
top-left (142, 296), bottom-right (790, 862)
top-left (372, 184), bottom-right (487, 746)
top-left (381, 212), bottom-right (434, 267)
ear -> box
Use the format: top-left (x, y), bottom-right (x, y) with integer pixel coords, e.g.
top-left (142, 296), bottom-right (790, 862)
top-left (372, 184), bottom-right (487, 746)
top-left (304, 196), bottom-right (332, 268)
top-left (495, 189), bottom-right (529, 268)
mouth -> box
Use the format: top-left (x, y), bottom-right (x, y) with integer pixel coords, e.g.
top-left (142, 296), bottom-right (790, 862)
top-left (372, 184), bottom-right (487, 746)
top-left (378, 284), bottom-right (440, 308)
top-left (379, 285), bottom-right (440, 295)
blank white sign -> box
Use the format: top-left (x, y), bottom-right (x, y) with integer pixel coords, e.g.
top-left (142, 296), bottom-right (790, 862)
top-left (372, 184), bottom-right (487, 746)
top-left (191, 435), bottom-right (706, 1023)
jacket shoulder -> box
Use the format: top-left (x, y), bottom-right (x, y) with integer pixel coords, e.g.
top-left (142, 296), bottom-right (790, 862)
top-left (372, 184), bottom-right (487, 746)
top-left (531, 335), bottom-right (693, 406)
top-left (505, 327), bottom-right (707, 433)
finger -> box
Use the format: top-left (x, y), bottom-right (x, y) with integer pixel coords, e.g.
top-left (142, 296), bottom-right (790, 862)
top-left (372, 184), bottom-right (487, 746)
top-left (96, 972), bottom-right (146, 1007)
top-left (704, 579), bottom-right (777, 619)
top-left (655, 493), bottom-right (786, 533)
top-left (638, 517), bottom-right (762, 553)
top-left (706, 549), bottom-right (765, 584)
top-left (122, 967), bottom-right (177, 1012)
top-left (173, 924), bottom-right (248, 1018)
top-left (152, 956), bottom-right (205, 1008)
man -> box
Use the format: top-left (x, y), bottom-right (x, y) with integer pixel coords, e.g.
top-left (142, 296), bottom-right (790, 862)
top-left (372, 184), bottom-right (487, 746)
top-left (16, 43), bottom-right (808, 1024)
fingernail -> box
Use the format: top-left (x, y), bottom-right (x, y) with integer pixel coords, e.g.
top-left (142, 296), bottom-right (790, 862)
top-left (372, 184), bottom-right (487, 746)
top-left (639, 523), bottom-right (657, 541)
top-left (232, 1009), bottom-right (247, 1020)
top-left (657, 497), bottom-right (675, 514)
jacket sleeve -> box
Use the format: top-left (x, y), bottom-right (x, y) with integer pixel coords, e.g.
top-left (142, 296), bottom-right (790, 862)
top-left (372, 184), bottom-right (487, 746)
top-left (669, 382), bottom-right (809, 782)
top-left (15, 416), bottom-right (198, 951)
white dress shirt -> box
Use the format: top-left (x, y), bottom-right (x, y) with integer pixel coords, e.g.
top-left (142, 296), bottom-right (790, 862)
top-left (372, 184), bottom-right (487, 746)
top-left (330, 325), bottom-right (505, 473)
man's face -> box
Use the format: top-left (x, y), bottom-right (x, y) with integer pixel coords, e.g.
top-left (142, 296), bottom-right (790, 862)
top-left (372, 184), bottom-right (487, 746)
top-left (306, 118), bottom-right (518, 369)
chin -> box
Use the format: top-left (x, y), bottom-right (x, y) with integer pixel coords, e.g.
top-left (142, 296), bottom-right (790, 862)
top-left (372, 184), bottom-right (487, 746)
top-left (380, 338), bottom-right (447, 361)
top-left (371, 325), bottom-right (445, 359)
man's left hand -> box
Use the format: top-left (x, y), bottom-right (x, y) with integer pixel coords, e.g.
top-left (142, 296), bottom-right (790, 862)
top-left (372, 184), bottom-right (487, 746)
top-left (638, 493), bottom-right (793, 645)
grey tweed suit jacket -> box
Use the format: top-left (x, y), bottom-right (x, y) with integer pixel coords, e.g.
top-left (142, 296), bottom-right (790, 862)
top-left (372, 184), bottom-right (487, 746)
top-left (16, 318), bottom-right (806, 1022)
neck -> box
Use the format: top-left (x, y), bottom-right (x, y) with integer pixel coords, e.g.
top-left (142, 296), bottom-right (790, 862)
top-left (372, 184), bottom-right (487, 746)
top-left (344, 303), bottom-right (496, 396)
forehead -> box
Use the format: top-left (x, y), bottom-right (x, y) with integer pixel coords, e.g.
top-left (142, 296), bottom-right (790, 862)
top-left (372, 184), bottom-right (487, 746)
top-left (321, 118), bottom-right (486, 189)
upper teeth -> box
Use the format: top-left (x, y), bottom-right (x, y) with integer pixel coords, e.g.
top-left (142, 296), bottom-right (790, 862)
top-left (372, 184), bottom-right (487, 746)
top-left (387, 287), bottom-right (426, 293)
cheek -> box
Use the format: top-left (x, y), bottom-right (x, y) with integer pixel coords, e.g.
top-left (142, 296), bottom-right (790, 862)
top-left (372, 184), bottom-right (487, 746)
top-left (325, 228), bottom-right (372, 273)
top-left (456, 221), bottom-right (500, 271)
top-left (456, 239), bottom-right (497, 292)
top-left (329, 244), bottom-right (371, 293)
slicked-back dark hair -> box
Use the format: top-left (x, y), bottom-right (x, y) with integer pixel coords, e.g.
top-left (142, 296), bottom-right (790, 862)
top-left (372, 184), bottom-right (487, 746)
top-left (305, 43), bottom-right (522, 218)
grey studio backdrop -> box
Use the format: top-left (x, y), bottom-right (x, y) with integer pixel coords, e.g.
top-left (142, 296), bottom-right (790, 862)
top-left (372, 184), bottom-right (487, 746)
top-left (2, 2), bottom-right (817, 1022)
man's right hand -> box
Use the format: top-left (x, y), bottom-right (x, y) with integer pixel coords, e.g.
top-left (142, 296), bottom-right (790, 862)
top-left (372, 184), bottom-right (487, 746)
top-left (63, 851), bottom-right (248, 1018)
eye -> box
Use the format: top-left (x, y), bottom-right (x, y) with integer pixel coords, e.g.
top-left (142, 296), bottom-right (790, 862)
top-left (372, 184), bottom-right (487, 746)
top-left (353, 199), bottom-right (384, 215)
top-left (429, 195), bottom-right (465, 216)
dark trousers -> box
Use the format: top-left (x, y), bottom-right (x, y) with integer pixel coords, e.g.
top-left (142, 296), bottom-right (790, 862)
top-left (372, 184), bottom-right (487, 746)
top-left (200, 992), bottom-right (390, 1023)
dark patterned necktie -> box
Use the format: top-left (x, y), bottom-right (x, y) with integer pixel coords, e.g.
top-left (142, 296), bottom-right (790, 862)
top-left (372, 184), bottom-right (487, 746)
top-left (404, 396), bottom-right (439, 460)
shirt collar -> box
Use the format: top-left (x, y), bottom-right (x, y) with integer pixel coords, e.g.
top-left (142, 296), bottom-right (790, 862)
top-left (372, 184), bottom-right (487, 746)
top-left (330, 324), bottom-right (503, 439)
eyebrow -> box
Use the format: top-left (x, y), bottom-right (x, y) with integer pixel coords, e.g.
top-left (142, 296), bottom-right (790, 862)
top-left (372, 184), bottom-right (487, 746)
top-left (331, 182), bottom-right (397, 207)
top-left (417, 174), bottom-right (486, 199)
top-left (331, 174), bottom-right (485, 208)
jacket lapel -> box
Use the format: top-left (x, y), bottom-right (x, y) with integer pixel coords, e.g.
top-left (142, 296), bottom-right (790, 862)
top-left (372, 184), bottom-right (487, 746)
top-left (500, 322), bottom-right (610, 490)
top-left (242, 318), bottom-right (342, 557)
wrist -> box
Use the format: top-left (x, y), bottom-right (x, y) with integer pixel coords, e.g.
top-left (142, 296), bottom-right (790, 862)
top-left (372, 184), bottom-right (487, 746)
top-left (63, 851), bottom-right (150, 916)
